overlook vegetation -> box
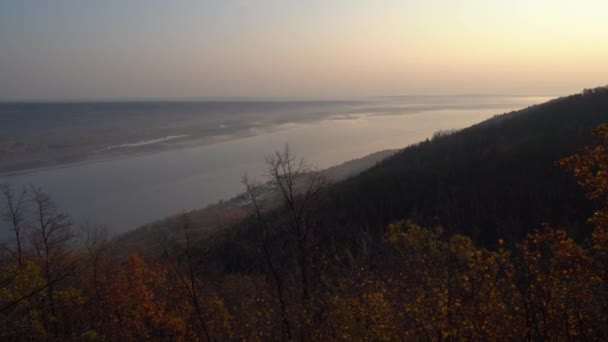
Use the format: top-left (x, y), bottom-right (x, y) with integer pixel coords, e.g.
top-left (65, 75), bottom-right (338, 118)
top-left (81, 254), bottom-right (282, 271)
top-left (2, 87), bottom-right (608, 340)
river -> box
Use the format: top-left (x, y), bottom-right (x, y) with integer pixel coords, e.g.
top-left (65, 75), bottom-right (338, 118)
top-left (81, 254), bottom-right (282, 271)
top-left (0, 96), bottom-right (550, 234)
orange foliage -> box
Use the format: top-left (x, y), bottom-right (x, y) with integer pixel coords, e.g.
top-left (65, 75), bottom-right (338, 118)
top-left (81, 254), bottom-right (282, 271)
top-left (5, 124), bottom-right (608, 340)
top-left (517, 226), bottom-right (602, 339)
top-left (99, 255), bottom-right (185, 340)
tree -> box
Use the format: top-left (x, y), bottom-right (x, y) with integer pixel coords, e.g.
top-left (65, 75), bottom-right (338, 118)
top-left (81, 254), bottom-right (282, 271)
top-left (327, 272), bottom-right (401, 341)
top-left (515, 226), bottom-right (600, 340)
top-left (0, 184), bottom-right (28, 266)
top-left (219, 274), bottom-right (278, 340)
top-left (243, 174), bottom-right (293, 340)
top-left (383, 220), bottom-right (518, 339)
top-left (164, 215), bottom-right (213, 341)
top-left (99, 254), bottom-right (185, 340)
top-left (28, 186), bottom-right (77, 338)
top-left (0, 260), bottom-right (46, 339)
top-left (243, 145), bottom-right (329, 338)
top-left (78, 222), bottom-right (112, 335)
top-left (265, 145), bottom-right (327, 305)
top-left (559, 123), bottom-right (608, 335)
top-left (560, 124), bottom-right (608, 226)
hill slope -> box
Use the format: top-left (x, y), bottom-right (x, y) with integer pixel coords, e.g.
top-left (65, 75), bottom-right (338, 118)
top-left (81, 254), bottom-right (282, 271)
top-left (113, 148), bottom-right (397, 256)
top-left (197, 88), bottom-right (608, 275)
top-left (329, 87), bottom-right (608, 247)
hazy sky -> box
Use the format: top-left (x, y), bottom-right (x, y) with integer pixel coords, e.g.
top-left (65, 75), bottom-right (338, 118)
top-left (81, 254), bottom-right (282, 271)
top-left (1, 1), bottom-right (607, 100)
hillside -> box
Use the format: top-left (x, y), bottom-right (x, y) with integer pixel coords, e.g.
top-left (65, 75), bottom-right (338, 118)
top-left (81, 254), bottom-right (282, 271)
top-left (112, 148), bottom-right (397, 256)
top-left (203, 87), bottom-right (608, 273)
top-left (329, 87), bottom-right (608, 247)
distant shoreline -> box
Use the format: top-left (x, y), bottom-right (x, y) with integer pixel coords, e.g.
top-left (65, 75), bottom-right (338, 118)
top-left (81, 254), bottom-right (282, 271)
top-left (0, 93), bottom-right (555, 104)
top-left (0, 125), bottom-right (274, 177)
top-left (0, 96), bottom-right (550, 176)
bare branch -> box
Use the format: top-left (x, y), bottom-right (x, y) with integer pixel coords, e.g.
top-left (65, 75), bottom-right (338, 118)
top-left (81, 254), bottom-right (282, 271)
top-left (0, 183), bottom-right (28, 266)
top-left (28, 186), bottom-right (76, 338)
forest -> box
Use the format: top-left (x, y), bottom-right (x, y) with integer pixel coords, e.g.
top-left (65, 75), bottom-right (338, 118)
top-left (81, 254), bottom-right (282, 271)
top-left (2, 87), bottom-right (608, 340)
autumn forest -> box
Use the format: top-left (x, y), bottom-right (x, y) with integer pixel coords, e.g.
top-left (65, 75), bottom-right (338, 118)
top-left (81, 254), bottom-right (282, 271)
top-left (3, 89), bottom-right (608, 340)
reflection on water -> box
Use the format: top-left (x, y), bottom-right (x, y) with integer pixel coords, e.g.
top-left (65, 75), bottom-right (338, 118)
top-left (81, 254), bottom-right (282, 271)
top-left (0, 97), bottom-right (549, 234)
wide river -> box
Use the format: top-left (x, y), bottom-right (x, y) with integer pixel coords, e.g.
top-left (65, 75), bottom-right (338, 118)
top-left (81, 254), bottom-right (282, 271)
top-left (0, 96), bottom-right (550, 234)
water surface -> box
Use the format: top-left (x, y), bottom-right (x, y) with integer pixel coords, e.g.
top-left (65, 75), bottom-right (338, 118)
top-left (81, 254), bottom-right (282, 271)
top-left (0, 96), bottom-right (550, 234)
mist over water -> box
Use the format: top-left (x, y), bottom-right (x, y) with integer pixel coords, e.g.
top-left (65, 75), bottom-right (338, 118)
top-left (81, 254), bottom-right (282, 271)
top-left (0, 96), bottom-right (549, 235)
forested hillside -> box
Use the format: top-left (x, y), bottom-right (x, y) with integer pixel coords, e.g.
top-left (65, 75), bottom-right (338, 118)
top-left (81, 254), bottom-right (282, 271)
top-left (331, 87), bottom-right (608, 247)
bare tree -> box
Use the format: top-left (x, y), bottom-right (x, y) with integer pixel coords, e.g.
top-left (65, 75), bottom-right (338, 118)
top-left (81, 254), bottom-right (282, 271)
top-left (0, 184), bottom-right (28, 266)
top-left (243, 145), bottom-right (328, 338)
top-left (80, 222), bottom-right (110, 308)
top-left (164, 214), bottom-right (212, 342)
top-left (243, 174), bottom-right (292, 340)
top-left (29, 186), bottom-right (76, 338)
top-left (265, 145), bottom-right (327, 304)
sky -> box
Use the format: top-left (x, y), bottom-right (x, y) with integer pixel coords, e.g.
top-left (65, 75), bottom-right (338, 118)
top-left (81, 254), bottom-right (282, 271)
top-left (1, 0), bottom-right (607, 100)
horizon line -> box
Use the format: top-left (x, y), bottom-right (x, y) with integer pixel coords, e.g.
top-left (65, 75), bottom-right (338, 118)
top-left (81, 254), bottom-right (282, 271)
top-left (0, 93), bottom-right (560, 104)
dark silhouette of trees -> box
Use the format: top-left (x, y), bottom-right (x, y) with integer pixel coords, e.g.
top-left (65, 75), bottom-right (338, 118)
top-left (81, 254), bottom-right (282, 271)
top-left (0, 184), bottom-right (27, 266)
top-left (164, 215), bottom-right (213, 341)
top-left (243, 174), bottom-right (293, 340)
top-left (29, 186), bottom-right (78, 338)
top-left (243, 144), bottom-right (329, 339)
